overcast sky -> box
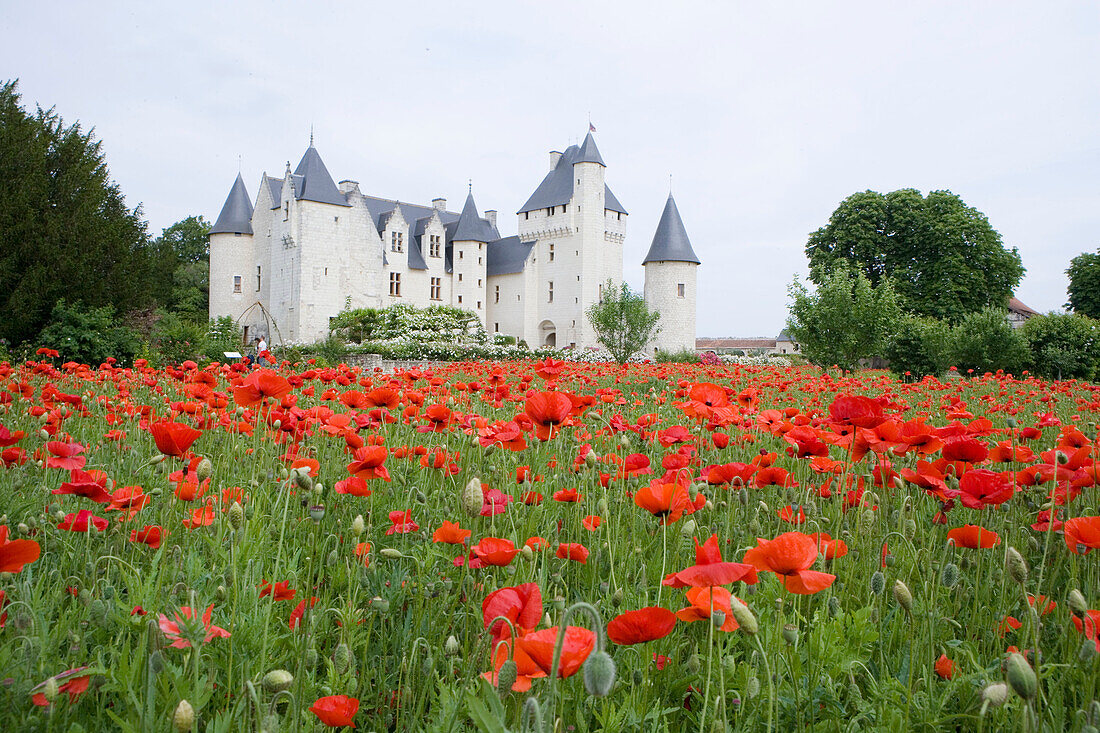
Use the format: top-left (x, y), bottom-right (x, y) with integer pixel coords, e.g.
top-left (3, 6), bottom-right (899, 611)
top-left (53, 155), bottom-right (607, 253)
top-left (4, 1), bottom-right (1097, 337)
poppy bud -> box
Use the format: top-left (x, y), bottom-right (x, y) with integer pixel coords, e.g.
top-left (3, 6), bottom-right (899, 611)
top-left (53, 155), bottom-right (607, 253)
top-left (782, 623), bottom-right (798, 645)
top-left (149, 650), bottom-right (166, 675)
top-left (43, 676), bottom-right (60, 703)
top-left (444, 635), bottom-right (460, 657)
top-left (870, 571), bottom-right (885, 595)
top-left (90, 599), bottom-right (108, 626)
top-left (497, 659), bottom-right (518, 696)
top-left (585, 451), bottom-right (598, 467)
top-left (371, 597), bottom-right (390, 613)
top-left (583, 650), bottom-right (617, 696)
top-left (729, 597), bottom-right (758, 635)
top-left (981, 682), bottom-right (1009, 708)
top-left (461, 478), bottom-right (483, 518)
top-left (293, 468), bottom-right (312, 491)
top-left (1080, 638), bottom-right (1098, 663)
top-left (1056, 451), bottom-right (1069, 465)
top-left (351, 514), bottom-right (365, 536)
top-left (1005, 652), bottom-right (1037, 701)
top-left (272, 419), bottom-right (282, 430)
top-left (847, 681), bottom-right (862, 704)
top-left (520, 545), bottom-right (534, 561)
top-left (685, 654), bottom-right (702, 675)
top-left (1005, 547), bottom-right (1028, 585)
top-left (333, 643), bottom-right (353, 674)
top-left (262, 669), bottom-right (294, 693)
top-left (892, 580), bottom-right (913, 614)
top-left (215, 585), bottom-right (227, 602)
top-left (228, 502), bottom-right (244, 530)
top-left (195, 457), bottom-right (212, 482)
top-left (1069, 589), bottom-right (1088, 617)
top-left (903, 519), bottom-right (916, 540)
top-left (746, 676), bottom-right (760, 698)
top-left (173, 699), bottom-right (194, 732)
top-left (380, 548), bottom-right (402, 559)
top-left (680, 519), bottom-right (697, 539)
top-left (304, 649), bottom-right (319, 670)
top-left (611, 588), bottom-right (623, 607)
top-left (941, 563), bottom-right (959, 589)
top-left (827, 596), bottom-right (841, 618)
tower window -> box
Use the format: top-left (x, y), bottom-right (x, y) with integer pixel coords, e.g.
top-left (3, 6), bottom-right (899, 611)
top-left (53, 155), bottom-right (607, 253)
top-left (458, 295), bottom-right (462, 304)
top-left (458, 273), bottom-right (463, 282)
top-left (477, 278), bottom-right (482, 287)
top-left (494, 285), bottom-right (499, 304)
top-left (678, 283), bottom-right (686, 298)
top-left (549, 243), bottom-right (555, 262)
top-left (430, 277), bottom-right (441, 300)
top-left (477, 301), bottom-right (482, 309)
top-left (459, 250), bottom-right (464, 259)
top-left (548, 281), bottom-right (554, 303)
top-left (494, 323), bottom-right (499, 332)
top-left (256, 266), bottom-right (262, 292)
top-left (389, 272), bottom-right (401, 297)
top-left (233, 276), bottom-right (241, 293)
top-left (334, 216), bottom-right (339, 223)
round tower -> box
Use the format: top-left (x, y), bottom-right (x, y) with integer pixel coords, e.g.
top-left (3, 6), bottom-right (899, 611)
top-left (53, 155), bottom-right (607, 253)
top-left (208, 173), bottom-right (255, 328)
top-left (642, 193), bottom-right (700, 357)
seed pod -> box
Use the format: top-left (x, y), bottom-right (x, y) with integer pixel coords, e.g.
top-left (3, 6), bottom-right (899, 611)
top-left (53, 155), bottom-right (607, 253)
top-left (710, 609), bottom-right (727, 628)
top-left (781, 623), bottom-right (798, 645)
top-left (941, 563), bottom-right (959, 589)
top-left (1006, 547), bottom-right (1028, 585)
top-left (870, 571), bottom-right (885, 595)
top-left (262, 669), bottom-right (294, 693)
top-left (892, 580), bottom-right (913, 614)
top-left (228, 502), bottom-right (244, 530)
top-left (728, 597), bottom-right (758, 635)
top-left (461, 478), bottom-right (483, 518)
top-left (173, 699), bottom-right (195, 732)
top-left (308, 504), bottom-right (325, 521)
top-left (583, 651), bottom-right (617, 696)
top-left (497, 659), bottom-right (518, 696)
top-left (982, 682), bottom-right (1009, 708)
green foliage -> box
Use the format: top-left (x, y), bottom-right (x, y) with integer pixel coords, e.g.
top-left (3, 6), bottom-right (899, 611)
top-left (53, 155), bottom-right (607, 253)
top-left (883, 314), bottom-right (952, 378)
top-left (0, 80), bottom-right (153, 346)
top-left (37, 299), bottom-right (140, 365)
top-left (149, 215), bottom-right (212, 318)
top-left (316, 333), bottom-right (348, 365)
top-left (586, 279), bottom-right (661, 364)
top-left (806, 189), bottom-right (1025, 322)
top-left (945, 307), bottom-right (1028, 375)
top-left (203, 316), bottom-right (243, 363)
top-left (1021, 312), bottom-right (1100, 381)
top-left (332, 303), bottom-right (485, 344)
top-left (655, 347), bottom-right (700, 363)
top-left (1066, 248), bottom-right (1100, 319)
top-left (147, 311), bottom-right (207, 366)
top-left (786, 265), bottom-right (901, 371)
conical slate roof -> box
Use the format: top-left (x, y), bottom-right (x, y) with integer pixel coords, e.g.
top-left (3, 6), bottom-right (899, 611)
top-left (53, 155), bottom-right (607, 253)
top-left (642, 194), bottom-right (700, 264)
top-left (293, 145), bottom-right (349, 206)
top-left (451, 191), bottom-right (497, 242)
top-left (209, 173), bottom-right (254, 234)
top-left (576, 131), bottom-right (606, 166)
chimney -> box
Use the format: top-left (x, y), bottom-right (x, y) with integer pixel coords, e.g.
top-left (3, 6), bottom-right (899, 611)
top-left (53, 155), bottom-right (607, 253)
top-left (549, 151), bottom-right (562, 170)
top-left (432, 197), bottom-right (447, 211)
top-left (338, 180), bottom-right (360, 195)
top-left (485, 210), bottom-right (497, 228)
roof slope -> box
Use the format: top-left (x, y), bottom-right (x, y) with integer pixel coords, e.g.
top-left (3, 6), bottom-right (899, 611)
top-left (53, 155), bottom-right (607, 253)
top-left (576, 131), bottom-right (606, 165)
top-left (486, 236), bottom-right (535, 276)
top-left (518, 139), bottom-right (627, 214)
top-left (210, 173), bottom-right (254, 234)
top-left (293, 145), bottom-right (350, 206)
top-left (642, 194), bottom-right (700, 264)
top-left (451, 192), bottom-right (498, 242)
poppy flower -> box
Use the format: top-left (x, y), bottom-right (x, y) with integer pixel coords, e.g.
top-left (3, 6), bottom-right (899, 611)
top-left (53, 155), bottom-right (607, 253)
top-left (957, 469), bottom-right (1013, 509)
top-left (515, 625), bottom-right (596, 678)
top-left (334, 476), bottom-right (372, 497)
top-left (149, 421), bottom-right (202, 457)
top-left (807, 532), bottom-right (849, 560)
top-left (607, 607), bottom-right (677, 645)
top-left (663, 534), bottom-right (758, 588)
top-left (1064, 517), bottom-right (1100, 555)
top-left (232, 369), bottom-right (293, 407)
top-left (345, 445), bottom-right (391, 482)
top-left (778, 504), bottom-right (807, 524)
top-left (158, 604), bottom-right (231, 648)
top-left (935, 654), bottom-right (955, 679)
top-left (45, 441), bottom-right (86, 470)
top-left (742, 532), bottom-right (835, 594)
top-left (259, 580), bottom-right (297, 602)
top-left (433, 521), bottom-right (471, 544)
top-left (941, 436), bottom-right (989, 464)
top-left (675, 586), bottom-right (741, 632)
top-left (129, 525), bottom-right (163, 549)
top-left (827, 394), bottom-right (885, 429)
top-left (0, 525), bottom-right (41, 573)
top-left (524, 391), bottom-right (573, 440)
top-left (634, 481), bottom-right (692, 525)
top-left (482, 635), bottom-right (547, 692)
top-left (289, 596), bottom-right (319, 630)
top-left (309, 694), bottom-right (359, 728)
top-left (706, 462), bottom-right (756, 487)
top-left (480, 487), bottom-right (514, 516)
top-left (182, 503), bottom-right (215, 529)
top-left (57, 509), bottom-right (108, 533)
top-left (946, 524), bottom-right (1000, 549)
top-left (582, 515), bottom-right (602, 531)
top-left (1073, 610), bottom-right (1100, 651)
top-left (108, 485), bottom-right (150, 515)
top-left (534, 357), bottom-right (566, 381)
top-left (482, 583), bottom-right (543, 641)
top-left (30, 670), bottom-right (92, 706)
top-left (472, 537), bottom-right (519, 566)
top-left (553, 488), bottom-right (583, 502)
top-left (386, 510), bottom-right (419, 535)
top-left (556, 542), bottom-right (589, 564)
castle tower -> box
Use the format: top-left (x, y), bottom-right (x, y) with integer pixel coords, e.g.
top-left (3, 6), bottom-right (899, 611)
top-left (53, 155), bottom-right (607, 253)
top-left (208, 173), bottom-right (255, 331)
top-left (642, 193), bottom-right (700, 356)
top-left (450, 190), bottom-right (495, 328)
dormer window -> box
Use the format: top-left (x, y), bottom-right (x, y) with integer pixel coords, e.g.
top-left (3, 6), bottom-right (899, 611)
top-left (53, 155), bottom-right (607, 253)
top-left (429, 235), bottom-right (441, 258)
top-left (391, 232), bottom-right (404, 253)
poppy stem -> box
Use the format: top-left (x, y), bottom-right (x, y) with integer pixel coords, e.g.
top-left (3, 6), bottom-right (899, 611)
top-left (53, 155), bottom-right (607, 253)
top-left (657, 522), bottom-right (668, 607)
top-left (755, 634), bottom-right (774, 733)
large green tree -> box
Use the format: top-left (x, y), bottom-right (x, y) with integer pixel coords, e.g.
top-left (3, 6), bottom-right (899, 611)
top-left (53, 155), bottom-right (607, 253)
top-left (786, 265), bottom-right (901, 371)
top-left (586, 280), bottom-right (661, 364)
top-left (150, 215), bottom-right (211, 318)
top-left (1066, 248), bottom-right (1100, 320)
top-left (806, 189), bottom-right (1024, 323)
top-left (0, 80), bottom-right (152, 346)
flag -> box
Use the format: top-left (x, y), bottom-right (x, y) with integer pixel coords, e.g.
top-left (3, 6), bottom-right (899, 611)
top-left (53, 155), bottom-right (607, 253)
top-left (589, 123), bottom-right (596, 132)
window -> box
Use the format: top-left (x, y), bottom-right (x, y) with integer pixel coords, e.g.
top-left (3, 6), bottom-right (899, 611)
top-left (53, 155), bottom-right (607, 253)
top-left (429, 235), bottom-right (441, 258)
top-left (389, 272), bottom-right (401, 297)
top-left (234, 232), bottom-right (241, 237)
top-left (334, 216), bottom-right (339, 223)
top-left (477, 301), bottom-right (481, 309)
top-left (477, 278), bottom-right (482, 287)
top-left (458, 273), bottom-right (463, 282)
top-left (598, 283), bottom-right (603, 301)
top-left (478, 257), bottom-right (482, 265)
top-left (283, 203), bottom-right (289, 221)
top-left (459, 250), bottom-right (463, 259)
top-left (256, 266), bottom-right (262, 292)
top-left (677, 283), bottom-right (686, 298)
top-left (524, 212), bottom-right (529, 220)
top-left (549, 243), bottom-right (554, 262)
top-left (494, 285), bottom-right (499, 304)
top-left (430, 277), bottom-right (441, 300)
top-left (494, 323), bottom-right (499, 332)
top-left (546, 207), bottom-right (553, 216)
top-left (233, 275), bottom-right (241, 293)
top-left (548, 281), bottom-right (554, 303)
top-left (458, 295), bottom-right (462, 304)
top-left (391, 231), bottom-right (403, 253)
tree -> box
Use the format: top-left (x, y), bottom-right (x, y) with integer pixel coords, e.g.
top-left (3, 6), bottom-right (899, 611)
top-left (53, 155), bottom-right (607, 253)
top-left (945, 308), bottom-right (1028, 375)
top-left (786, 265), bottom-right (901, 371)
top-left (0, 80), bottom-right (153, 346)
top-left (806, 189), bottom-right (1024, 322)
top-left (586, 280), bottom-right (660, 364)
top-left (150, 215), bottom-right (211, 318)
top-left (1021, 312), bottom-right (1100, 381)
top-left (1066, 248), bottom-right (1100, 320)
top-left (883, 314), bottom-right (952, 379)
top-left (38, 299), bottom-right (140, 366)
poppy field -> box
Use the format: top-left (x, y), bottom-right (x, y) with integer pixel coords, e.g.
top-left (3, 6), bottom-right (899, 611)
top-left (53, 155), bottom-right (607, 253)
top-left (2, 355), bottom-right (1100, 731)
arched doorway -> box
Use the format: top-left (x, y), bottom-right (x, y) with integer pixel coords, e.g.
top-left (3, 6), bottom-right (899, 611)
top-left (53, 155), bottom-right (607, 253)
top-left (539, 320), bottom-right (556, 348)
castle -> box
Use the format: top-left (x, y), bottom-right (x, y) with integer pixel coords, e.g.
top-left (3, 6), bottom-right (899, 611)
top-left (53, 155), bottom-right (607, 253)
top-left (208, 132), bottom-right (700, 355)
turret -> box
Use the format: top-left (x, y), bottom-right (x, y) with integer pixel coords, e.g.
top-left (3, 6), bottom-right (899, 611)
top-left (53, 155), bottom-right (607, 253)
top-left (450, 190), bottom-right (495, 327)
top-left (208, 173), bottom-right (255, 326)
top-left (642, 193), bottom-right (700, 356)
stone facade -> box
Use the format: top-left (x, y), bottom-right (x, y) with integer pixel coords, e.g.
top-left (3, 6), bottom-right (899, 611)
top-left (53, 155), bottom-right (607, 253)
top-left (208, 133), bottom-right (696, 353)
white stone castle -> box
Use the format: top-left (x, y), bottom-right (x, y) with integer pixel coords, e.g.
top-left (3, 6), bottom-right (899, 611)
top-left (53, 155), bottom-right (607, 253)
top-left (208, 132), bottom-right (700, 355)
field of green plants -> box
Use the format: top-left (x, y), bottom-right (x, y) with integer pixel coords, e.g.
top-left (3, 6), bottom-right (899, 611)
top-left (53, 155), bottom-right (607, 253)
top-left (1, 355), bottom-right (1099, 731)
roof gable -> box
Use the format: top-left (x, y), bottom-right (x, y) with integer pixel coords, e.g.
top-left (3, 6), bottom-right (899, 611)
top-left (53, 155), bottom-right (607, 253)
top-left (210, 173), bottom-right (254, 235)
top-left (642, 194), bottom-right (700, 264)
top-left (293, 145), bottom-right (350, 206)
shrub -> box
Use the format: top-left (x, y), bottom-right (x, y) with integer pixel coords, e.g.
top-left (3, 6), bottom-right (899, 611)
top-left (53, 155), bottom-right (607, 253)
top-left (884, 314), bottom-right (952, 379)
top-left (945, 308), bottom-right (1028, 375)
top-left (1021, 312), bottom-right (1100, 381)
top-left (655, 347), bottom-right (700, 363)
top-left (36, 300), bottom-right (140, 366)
top-left (148, 310), bottom-right (208, 366)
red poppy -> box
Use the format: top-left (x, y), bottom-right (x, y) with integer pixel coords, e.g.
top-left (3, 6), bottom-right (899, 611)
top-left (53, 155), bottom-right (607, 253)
top-left (607, 607), bottom-right (677, 645)
top-left (935, 654), bottom-right (955, 679)
top-left (309, 695), bottom-right (359, 728)
top-left (482, 583), bottom-right (543, 641)
top-left (676, 586), bottom-right (740, 632)
top-left (706, 462), bottom-right (756, 487)
top-left (827, 394), bottom-right (885, 428)
top-left (45, 441), bottom-right (86, 470)
top-left (0, 525), bottom-right (41, 573)
top-left (663, 534), bottom-right (758, 588)
top-left (182, 502), bottom-right (216, 529)
top-left (553, 488), bottom-right (583, 502)
top-left (556, 542), bottom-right (589, 564)
top-left (778, 504), bottom-right (807, 524)
top-left (946, 524), bottom-right (1000, 549)
top-left (129, 525), bottom-right (163, 549)
top-left (582, 515), bottom-right (602, 531)
top-left (472, 537), bottom-right (519, 566)
top-left (634, 481), bottom-right (692, 525)
top-left (516, 625), bottom-right (596, 678)
top-left (232, 369), bottom-right (292, 407)
top-left (149, 421), bottom-right (202, 457)
top-left (941, 436), bottom-right (989, 464)
top-left (52, 471), bottom-right (112, 504)
top-left (30, 670), bottom-right (92, 706)
top-left (742, 532), bottom-right (835, 594)
top-left (524, 390), bottom-right (573, 440)
top-left (334, 476), bottom-right (372, 497)
top-left (57, 509), bottom-right (108, 533)
top-left (432, 521), bottom-right (471, 544)
top-left (1064, 516), bottom-right (1100, 555)
top-left (807, 532), bottom-right (849, 560)
top-left (289, 596), bottom-right (319, 629)
top-left (259, 580), bottom-right (297, 602)
top-left (158, 604), bottom-right (231, 648)
top-left (1073, 610), bottom-right (1100, 651)
top-left (386, 510), bottom-right (419, 535)
top-left (345, 445), bottom-right (391, 482)
top-left (957, 469), bottom-right (1013, 509)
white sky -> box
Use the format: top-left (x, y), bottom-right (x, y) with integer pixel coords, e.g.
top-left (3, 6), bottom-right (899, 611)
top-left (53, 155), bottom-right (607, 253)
top-left (4, 1), bottom-right (1097, 337)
